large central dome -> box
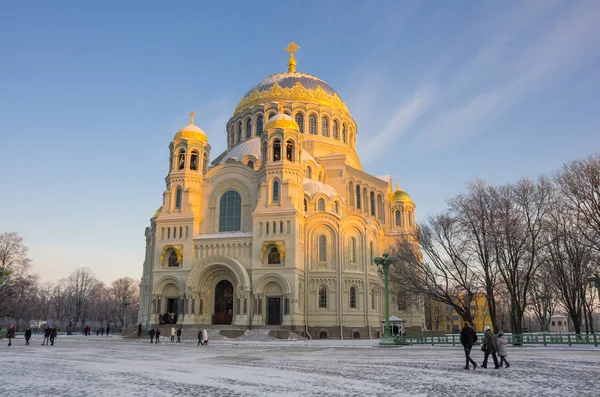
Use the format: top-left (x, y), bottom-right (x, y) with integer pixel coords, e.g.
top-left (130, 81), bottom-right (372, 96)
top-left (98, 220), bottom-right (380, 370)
top-left (234, 44), bottom-right (349, 116)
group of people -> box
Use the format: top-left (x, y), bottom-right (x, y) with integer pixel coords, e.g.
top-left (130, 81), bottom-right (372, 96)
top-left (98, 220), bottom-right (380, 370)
top-left (460, 322), bottom-right (510, 370)
top-left (5, 324), bottom-right (58, 347)
top-left (158, 313), bottom-right (178, 325)
top-left (146, 326), bottom-right (208, 346)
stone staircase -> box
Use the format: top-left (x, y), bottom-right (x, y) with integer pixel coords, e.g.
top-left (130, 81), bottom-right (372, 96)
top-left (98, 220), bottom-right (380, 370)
top-left (122, 325), bottom-right (305, 341)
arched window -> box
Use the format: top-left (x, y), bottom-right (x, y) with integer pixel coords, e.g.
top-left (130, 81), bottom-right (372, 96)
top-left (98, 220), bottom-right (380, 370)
top-left (395, 210), bottom-right (401, 227)
top-left (309, 114), bottom-right (317, 135)
top-left (246, 118), bottom-right (252, 139)
top-left (333, 120), bottom-right (339, 139)
top-left (303, 198), bottom-right (308, 212)
top-left (266, 222), bottom-right (270, 234)
top-left (256, 115), bottom-right (263, 136)
top-left (350, 287), bottom-right (356, 308)
top-left (286, 140), bottom-right (294, 161)
top-left (349, 182), bottom-right (354, 206)
top-left (342, 124), bottom-right (347, 143)
top-left (306, 166), bottom-right (312, 179)
top-left (377, 194), bottom-right (383, 220)
top-left (175, 187), bottom-right (182, 209)
top-left (356, 185), bottom-right (361, 209)
top-left (237, 121), bottom-right (242, 143)
top-left (268, 246), bottom-right (281, 264)
top-left (370, 191), bottom-right (375, 216)
top-left (408, 211), bottom-right (414, 226)
top-left (219, 190), bottom-right (241, 232)
top-left (273, 140), bottom-right (281, 161)
top-left (371, 289), bottom-right (375, 310)
top-left (273, 181), bottom-right (280, 202)
top-left (333, 201), bottom-right (339, 214)
top-left (280, 221), bottom-right (283, 234)
top-left (318, 198), bottom-right (325, 211)
top-left (350, 237), bottom-right (356, 263)
top-left (177, 149), bottom-right (186, 170)
top-left (295, 113), bottom-right (304, 133)
top-left (247, 160), bottom-right (254, 169)
top-left (203, 153), bottom-right (208, 174)
top-left (168, 251), bottom-right (178, 267)
top-left (318, 235), bottom-right (327, 262)
top-left (319, 287), bottom-right (327, 308)
top-left (190, 150), bottom-right (199, 171)
top-left (321, 117), bottom-right (329, 137)
top-left (369, 241), bottom-right (374, 264)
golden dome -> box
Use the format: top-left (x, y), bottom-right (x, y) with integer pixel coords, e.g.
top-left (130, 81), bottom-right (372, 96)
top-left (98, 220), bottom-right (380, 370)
top-left (234, 43), bottom-right (349, 116)
top-left (264, 112), bottom-right (299, 131)
top-left (152, 207), bottom-right (162, 219)
top-left (174, 111), bottom-right (207, 142)
top-left (393, 189), bottom-right (413, 203)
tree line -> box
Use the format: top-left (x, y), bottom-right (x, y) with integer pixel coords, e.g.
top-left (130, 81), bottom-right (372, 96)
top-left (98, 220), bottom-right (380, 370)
top-left (0, 232), bottom-right (139, 331)
top-left (390, 154), bottom-right (600, 335)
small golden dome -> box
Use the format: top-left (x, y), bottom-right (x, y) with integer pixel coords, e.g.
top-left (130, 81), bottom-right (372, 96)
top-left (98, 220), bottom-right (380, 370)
top-left (174, 111), bottom-right (208, 142)
top-left (264, 111), bottom-right (299, 131)
top-left (393, 189), bottom-right (413, 203)
top-left (152, 207), bottom-right (162, 219)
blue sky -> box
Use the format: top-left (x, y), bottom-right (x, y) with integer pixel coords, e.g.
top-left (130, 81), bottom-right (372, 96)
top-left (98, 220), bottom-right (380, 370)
top-left (1, 1), bottom-right (599, 284)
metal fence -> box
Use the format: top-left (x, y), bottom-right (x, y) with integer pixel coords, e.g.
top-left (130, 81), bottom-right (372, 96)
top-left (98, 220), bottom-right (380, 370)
top-left (395, 333), bottom-right (599, 347)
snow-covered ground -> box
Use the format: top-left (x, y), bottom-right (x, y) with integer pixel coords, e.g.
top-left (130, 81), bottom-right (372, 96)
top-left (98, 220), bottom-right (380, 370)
top-left (2, 335), bottom-right (599, 396)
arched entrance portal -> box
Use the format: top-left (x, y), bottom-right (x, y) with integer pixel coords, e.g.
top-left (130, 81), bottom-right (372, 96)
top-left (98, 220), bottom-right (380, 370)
top-left (213, 280), bottom-right (234, 324)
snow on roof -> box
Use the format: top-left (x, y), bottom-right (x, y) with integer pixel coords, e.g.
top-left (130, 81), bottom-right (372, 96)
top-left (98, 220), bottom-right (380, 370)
top-left (303, 178), bottom-right (339, 199)
top-left (220, 138), bottom-right (261, 164)
top-left (376, 175), bottom-right (392, 184)
top-left (194, 232), bottom-right (253, 240)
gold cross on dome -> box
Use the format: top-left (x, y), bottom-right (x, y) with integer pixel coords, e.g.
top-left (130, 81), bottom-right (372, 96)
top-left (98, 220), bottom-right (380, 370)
top-left (285, 42), bottom-right (300, 55)
top-left (189, 111), bottom-right (196, 124)
top-left (278, 103), bottom-right (284, 114)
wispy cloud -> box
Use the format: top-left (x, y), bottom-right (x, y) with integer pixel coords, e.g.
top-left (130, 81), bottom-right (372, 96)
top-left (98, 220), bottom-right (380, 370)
top-left (416, 2), bottom-right (600, 149)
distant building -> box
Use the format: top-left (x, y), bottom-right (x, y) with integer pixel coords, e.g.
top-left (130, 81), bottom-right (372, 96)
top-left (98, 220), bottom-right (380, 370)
top-left (425, 289), bottom-right (490, 333)
top-left (549, 315), bottom-right (569, 333)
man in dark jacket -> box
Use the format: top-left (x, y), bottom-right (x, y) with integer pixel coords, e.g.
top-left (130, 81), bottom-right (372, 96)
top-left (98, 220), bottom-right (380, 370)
top-left (138, 323), bottom-right (142, 337)
top-left (481, 326), bottom-right (500, 369)
top-left (24, 327), bottom-right (32, 345)
top-left (43, 326), bottom-right (51, 345)
top-left (155, 328), bottom-right (161, 343)
top-left (50, 325), bottom-right (57, 346)
top-left (150, 328), bottom-right (155, 343)
top-left (6, 325), bottom-right (15, 346)
top-left (176, 328), bottom-right (182, 343)
top-left (460, 322), bottom-right (478, 370)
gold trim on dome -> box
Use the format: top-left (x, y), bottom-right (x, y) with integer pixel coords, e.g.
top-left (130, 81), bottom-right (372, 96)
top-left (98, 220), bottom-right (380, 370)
top-left (259, 241), bottom-right (285, 261)
top-left (234, 81), bottom-right (350, 116)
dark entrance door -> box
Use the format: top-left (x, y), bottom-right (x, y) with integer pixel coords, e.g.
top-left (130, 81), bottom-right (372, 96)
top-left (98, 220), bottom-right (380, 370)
top-left (213, 280), bottom-right (233, 324)
top-left (167, 299), bottom-right (178, 315)
top-left (267, 297), bottom-right (281, 326)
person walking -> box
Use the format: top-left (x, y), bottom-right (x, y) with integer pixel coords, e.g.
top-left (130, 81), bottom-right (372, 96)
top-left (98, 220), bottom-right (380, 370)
top-left (170, 327), bottom-right (176, 343)
top-left (137, 323), bottom-right (142, 337)
top-left (49, 325), bottom-right (57, 346)
top-left (42, 326), bottom-right (51, 345)
top-left (24, 327), bottom-right (32, 345)
top-left (197, 330), bottom-right (203, 346)
top-left (155, 328), bottom-right (161, 343)
top-left (202, 329), bottom-right (208, 346)
top-left (460, 322), bottom-right (478, 370)
top-left (150, 328), bottom-right (155, 343)
top-left (481, 326), bottom-right (499, 369)
top-left (6, 325), bottom-right (15, 346)
top-left (106, 326), bottom-right (110, 336)
top-left (497, 331), bottom-right (510, 368)
top-left (176, 327), bottom-right (182, 343)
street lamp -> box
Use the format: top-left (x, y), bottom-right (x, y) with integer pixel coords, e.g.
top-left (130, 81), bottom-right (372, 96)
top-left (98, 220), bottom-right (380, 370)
top-left (373, 250), bottom-right (398, 346)
top-left (122, 299), bottom-right (130, 329)
top-left (537, 295), bottom-right (547, 333)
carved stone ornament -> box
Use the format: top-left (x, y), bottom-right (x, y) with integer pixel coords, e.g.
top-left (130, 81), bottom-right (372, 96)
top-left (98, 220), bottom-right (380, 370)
top-left (159, 245), bottom-right (183, 263)
top-left (259, 241), bottom-right (285, 261)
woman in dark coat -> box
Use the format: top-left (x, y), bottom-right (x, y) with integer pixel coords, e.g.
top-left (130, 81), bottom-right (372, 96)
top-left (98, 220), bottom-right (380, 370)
top-left (481, 326), bottom-right (499, 369)
top-left (6, 325), bottom-right (15, 346)
top-left (24, 327), bottom-right (32, 345)
top-left (50, 325), bottom-right (57, 346)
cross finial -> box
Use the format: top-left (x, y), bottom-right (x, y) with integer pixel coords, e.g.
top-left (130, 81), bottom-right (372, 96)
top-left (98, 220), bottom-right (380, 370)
top-left (189, 111), bottom-right (196, 125)
top-left (277, 103), bottom-right (284, 114)
top-left (285, 42), bottom-right (300, 73)
top-left (396, 178), bottom-right (399, 190)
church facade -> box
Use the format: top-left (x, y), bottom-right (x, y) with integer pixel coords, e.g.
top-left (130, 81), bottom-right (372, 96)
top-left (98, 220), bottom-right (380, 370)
top-left (138, 43), bottom-right (423, 338)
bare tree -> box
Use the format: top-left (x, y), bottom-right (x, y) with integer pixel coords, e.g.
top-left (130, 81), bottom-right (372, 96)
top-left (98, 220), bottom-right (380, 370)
top-left (450, 180), bottom-right (502, 332)
top-left (554, 154), bottom-right (600, 253)
top-left (491, 177), bottom-right (554, 336)
top-left (528, 270), bottom-right (558, 332)
top-left (390, 213), bottom-right (479, 324)
top-left (0, 232), bottom-right (36, 318)
top-left (66, 268), bottom-right (100, 326)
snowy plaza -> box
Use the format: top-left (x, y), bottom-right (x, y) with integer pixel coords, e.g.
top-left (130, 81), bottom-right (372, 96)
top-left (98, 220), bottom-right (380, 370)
top-left (2, 336), bottom-right (599, 396)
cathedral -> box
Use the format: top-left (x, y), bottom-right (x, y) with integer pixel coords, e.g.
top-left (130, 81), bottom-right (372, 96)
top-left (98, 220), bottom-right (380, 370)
top-left (138, 43), bottom-right (424, 338)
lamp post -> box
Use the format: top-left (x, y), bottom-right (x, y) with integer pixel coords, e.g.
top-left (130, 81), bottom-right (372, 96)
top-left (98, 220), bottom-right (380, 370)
top-left (537, 295), bottom-right (547, 333)
top-left (374, 250), bottom-right (397, 346)
top-left (122, 299), bottom-right (130, 329)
